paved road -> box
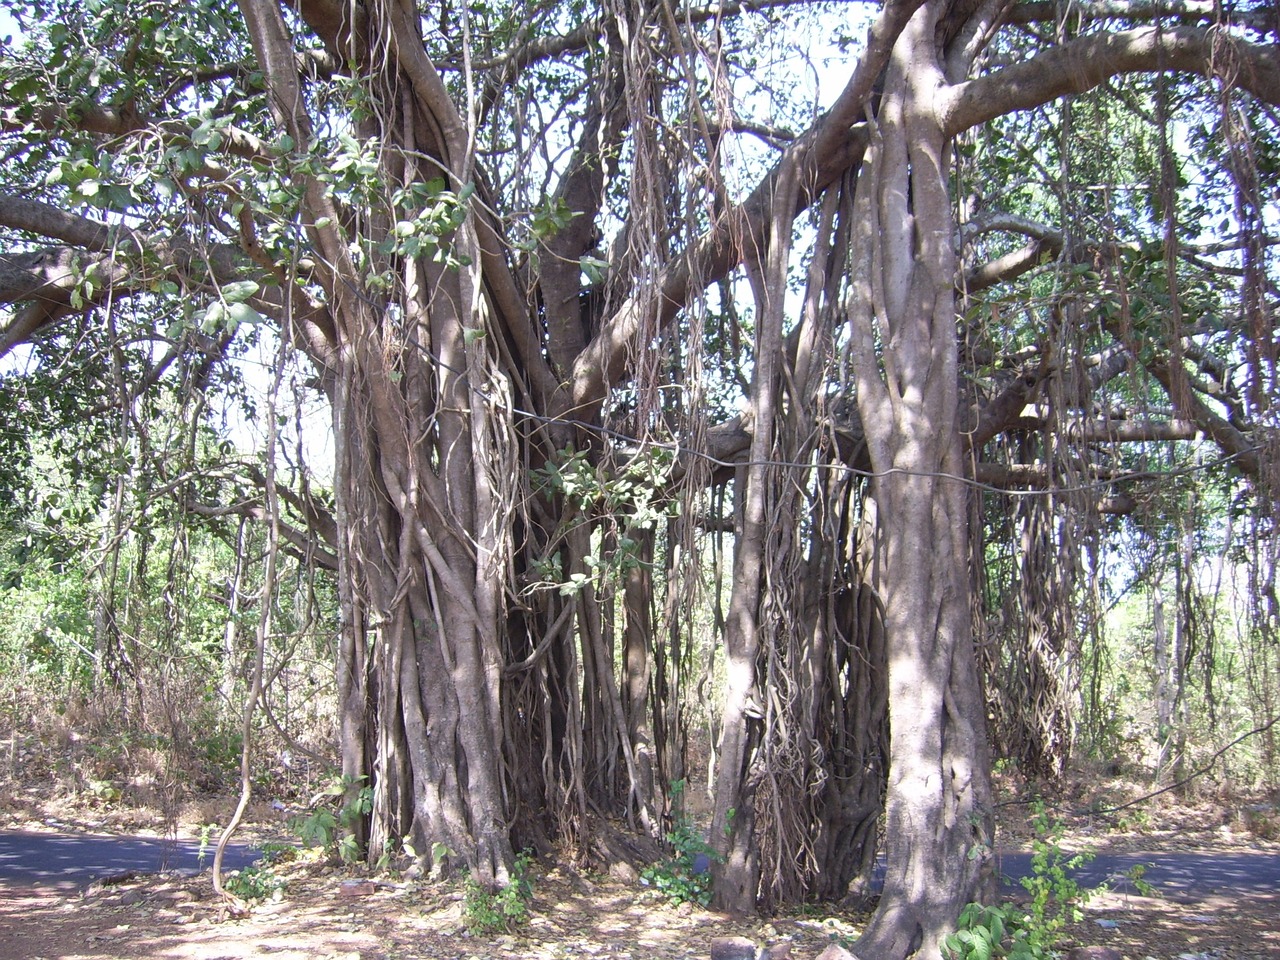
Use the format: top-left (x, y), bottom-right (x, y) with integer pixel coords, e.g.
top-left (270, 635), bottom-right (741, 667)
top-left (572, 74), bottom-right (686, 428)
top-left (1, 830), bottom-right (1277, 900)
top-left (0, 830), bottom-right (263, 891)
top-left (997, 849), bottom-right (1280, 898)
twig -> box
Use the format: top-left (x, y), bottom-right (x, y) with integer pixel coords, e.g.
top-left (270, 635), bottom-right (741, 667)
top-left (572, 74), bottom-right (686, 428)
top-left (1080, 713), bottom-right (1280, 817)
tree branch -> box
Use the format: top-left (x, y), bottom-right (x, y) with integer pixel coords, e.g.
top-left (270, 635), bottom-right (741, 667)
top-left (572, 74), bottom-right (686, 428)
top-left (570, 0), bottom-right (926, 412)
top-left (945, 25), bottom-right (1280, 134)
top-left (0, 193), bottom-right (140, 252)
top-left (1008, 1), bottom-right (1278, 34)
top-left (0, 103), bottom-right (271, 163)
top-left (454, 0), bottom-right (840, 75)
top-left (964, 238), bottom-right (1060, 291)
top-left (188, 498), bottom-right (339, 570)
top-left (0, 232), bottom-right (339, 374)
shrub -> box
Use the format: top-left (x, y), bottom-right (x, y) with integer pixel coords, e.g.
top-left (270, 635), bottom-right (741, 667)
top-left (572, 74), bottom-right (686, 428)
top-left (462, 850), bottom-right (535, 935)
top-left (944, 802), bottom-right (1096, 960)
top-left (640, 780), bottom-right (719, 907)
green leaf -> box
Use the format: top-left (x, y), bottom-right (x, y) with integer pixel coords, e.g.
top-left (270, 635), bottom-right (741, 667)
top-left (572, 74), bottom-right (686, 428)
top-left (201, 301), bottom-right (226, 333)
top-left (580, 255), bottom-right (608, 285)
top-left (226, 302), bottom-right (265, 326)
top-left (191, 120), bottom-right (217, 146)
top-left (220, 280), bottom-right (260, 303)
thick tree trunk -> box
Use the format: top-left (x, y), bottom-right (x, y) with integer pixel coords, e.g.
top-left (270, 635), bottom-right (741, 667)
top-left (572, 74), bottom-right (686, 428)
top-left (845, 4), bottom-right (995, 956)
top-left (239, 0), bottom-right (519, 884)
top-left (855, 471), bottom-right (994, 958)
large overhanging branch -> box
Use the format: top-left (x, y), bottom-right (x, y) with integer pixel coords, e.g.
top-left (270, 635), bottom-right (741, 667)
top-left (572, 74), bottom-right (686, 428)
top-left (243, 463), bottom-right (338, 548)
top-left (1040, 416), bottom-right (1198, 442)
top-left (0, 103), bottom-right (271, 164)
top-left (0, 193), bottom-right (140, 253)
top-left (972, 462), bottom-right (1143, 513)
top-left (1143, 353), bottom-right (1264, 478)
top-left (569, 4), bottom-right (1279, 415)
top-left (959, 209), bottom-right (1260, 293)
top-left (944, 25), bottom-right (1280, 134)
top-left (569, 0), bottom-right (926, 413)
top-left (0, 245), bottom-right (132, 311)
top-left (186, 498), bottom-right (339, 570)
top-left (1007, 1), bottom-right (1278, 34)
top-left (964, 238), bottom-right (1062, 292)
top-left (0, 193), bottom-right (340, 370)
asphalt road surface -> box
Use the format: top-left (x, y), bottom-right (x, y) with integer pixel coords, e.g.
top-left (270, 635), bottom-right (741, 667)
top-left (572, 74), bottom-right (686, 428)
top-left (0, 830), bottom-right (263, 891)
top-left (997, 848), bottom-right (1280, 899)
top-left (0, 830), bottom-right (1277, 899)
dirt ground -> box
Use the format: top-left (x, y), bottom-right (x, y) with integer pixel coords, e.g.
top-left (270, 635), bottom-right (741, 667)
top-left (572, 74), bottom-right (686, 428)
top-left (1, 784), bottom-right (1278, 960)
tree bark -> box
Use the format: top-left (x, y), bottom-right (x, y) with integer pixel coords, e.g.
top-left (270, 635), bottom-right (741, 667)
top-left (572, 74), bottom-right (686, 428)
top-left (845, 4), bottom-right (995, 956)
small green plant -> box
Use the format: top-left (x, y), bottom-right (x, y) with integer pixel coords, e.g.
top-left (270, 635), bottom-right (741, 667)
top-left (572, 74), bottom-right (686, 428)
top-left (258, 840), bottom-right (297, 864)
top-left (1121, 863), bottom-right (1155, 896)
top-left (85, 778), bottom-right (121, 803)
top-left (947, 902), bottom-right (1031, 960)
top-left (224, 864), bottom-right (284, 901)
top-left (944, 801), bottom-right (1096, 960)
top-left (197, 823), bottom-right (217, 867)
top-left (1019, 802), bottom-right (1095, 950)
top-left (462, 850), bottom-right (535, 935)
top-left (641, 780), bottom-right (720, 907)
top-left (293, 773), bottom-right (372, 862)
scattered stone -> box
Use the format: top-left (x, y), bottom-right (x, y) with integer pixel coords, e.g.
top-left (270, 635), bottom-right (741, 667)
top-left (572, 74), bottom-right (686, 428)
top-left (1093, 918), bottom-right (1119, 929)
top-left (710, 935), bottom-right (757, 960)
top-left (1066, 948), bottom-right (1122, 960)
top-left (338, 879), bottom-right (377, 898)
top-left (608, 861), bottom-right (639, 884)
top-left (813, 944), bottom-right (856, 960)
top-left (762, 942), bottom-right (793, 960)
top-left (120, 889), bottom-right (144, 906)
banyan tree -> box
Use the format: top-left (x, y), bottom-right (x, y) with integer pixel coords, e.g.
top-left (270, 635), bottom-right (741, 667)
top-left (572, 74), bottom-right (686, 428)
top-left (1, 0), bottom-right (1276, 956)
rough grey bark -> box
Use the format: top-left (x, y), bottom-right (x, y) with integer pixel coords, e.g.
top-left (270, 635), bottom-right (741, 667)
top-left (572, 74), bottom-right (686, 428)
top-left (845, 4), bottom-right (995, 955)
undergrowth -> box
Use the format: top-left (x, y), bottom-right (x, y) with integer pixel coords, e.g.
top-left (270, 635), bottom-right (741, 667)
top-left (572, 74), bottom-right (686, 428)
top-left (462, 850), bottom-right (535, 935)
top-left (640, 779), bottom-right (720, 907)
top-left (944, 801), bottom-right (1097, 960)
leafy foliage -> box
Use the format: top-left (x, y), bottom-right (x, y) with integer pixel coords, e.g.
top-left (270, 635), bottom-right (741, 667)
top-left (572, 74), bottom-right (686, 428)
top-left (640, 780), bottom-right (719, 907)
top-left (462, 850), bottom-right (535, 935)
top-left (223, 863), bottom-right (285, 902)
top-left (294, 774), bottom-right (373, 863)
top-left (945, 803), bottom-right (1096, 960)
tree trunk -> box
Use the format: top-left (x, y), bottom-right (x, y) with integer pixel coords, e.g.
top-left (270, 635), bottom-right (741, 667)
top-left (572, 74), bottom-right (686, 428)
top-left (845, 4), bottom-right (995, 955)
top-left (1153, 582), bottom-right (1173, 785)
